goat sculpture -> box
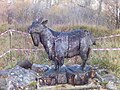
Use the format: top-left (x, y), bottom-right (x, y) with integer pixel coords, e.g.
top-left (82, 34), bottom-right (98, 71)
top-left (28, 18), bottom-right (96, 71)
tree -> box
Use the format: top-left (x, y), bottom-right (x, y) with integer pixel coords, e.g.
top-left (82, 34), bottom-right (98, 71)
top-left (104, 0), bottom-right (120, 29)
top-left (96, 0), bottom-right (103, 26)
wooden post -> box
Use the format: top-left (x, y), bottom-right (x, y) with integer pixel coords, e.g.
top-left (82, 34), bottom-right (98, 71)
top-left (9, 30), bottom-right (13, 67)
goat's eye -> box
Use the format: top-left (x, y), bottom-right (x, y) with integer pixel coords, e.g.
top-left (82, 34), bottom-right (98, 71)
top-left (32, 21), bottom-right (39, 26)
top-left (35, 24), bottom-right (39, 27)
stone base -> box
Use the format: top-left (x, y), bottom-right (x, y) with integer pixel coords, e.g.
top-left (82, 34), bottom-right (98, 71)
top-left (0, 63), bottom-right (119, 90)
top-left (36, 65), bottom-right (96, 86)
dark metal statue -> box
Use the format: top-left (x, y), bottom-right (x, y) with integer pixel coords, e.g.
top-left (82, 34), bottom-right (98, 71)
top-left (28, 18), bottom-right (96, 71)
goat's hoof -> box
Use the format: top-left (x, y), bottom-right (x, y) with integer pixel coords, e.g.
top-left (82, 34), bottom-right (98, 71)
top-left (81, 67), bottom-right (85, 71)
top-left (54, 68), bottom-right (57, 71)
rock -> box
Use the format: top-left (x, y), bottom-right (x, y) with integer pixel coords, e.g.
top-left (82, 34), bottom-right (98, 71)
top-left (36, 65), bottom-right (96, 86)
top-left (2, 63), bottom-right (107, 88)
top-left (67, 64), bottom-right (92, 73)
top-left (116, 78), bottom-right (120, 84)
top-left (102, 74), bottom-right (120, 90)
top-left (98, 69), bottom-right (109, 75)
top-left (0, 77), bottom-right (7, 90)
top-left (89, 70), bottom-right (96, 79)
top-left (32, 64), bottom-right (50, 73)
top-left (0, 69), bottom-right (10, 77)
top-left (7, 81), bottom-right (17, 90)
top-left (6, 65), bottom-right (37, 89)
top-left (36, 65), bottom-right (75, 86)
top-left (106, 81), bottom-right (117, 90)
top-left (42, 66), bottom-right (68, 85)
top-left (37, 76), bottom-right (57, 86)
top-left (74, 73), bottom-right (89, 85)
top-left (102, 74), bottom-right (117, 83)
top-left (57, 72), bottom-right (67, 84)
top-left (17, 60), bottom-right (33, 69)
top-left (66, 71), bottom-right (75, 85)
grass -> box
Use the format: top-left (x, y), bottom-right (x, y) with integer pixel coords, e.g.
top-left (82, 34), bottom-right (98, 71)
top-left (0, 23), bottom-right (29, 33)
top-left (90, 51), bottom-right (120, 75)
top-left (90, 35), bottom-right (120, 76)
top-left (90, 49), bottom-right (120, 76)
top-left (96, 37), bottom-right (120, 48)
top-left (0, 24), bottom-right (120, 77)
top-left (52, 24), bottom-right (120, 37)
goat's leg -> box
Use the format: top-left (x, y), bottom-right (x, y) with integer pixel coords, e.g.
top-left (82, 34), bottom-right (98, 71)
top-left (50, 59), bottom-right (57, 70)
top-left (53, 56), bottom-right (64, 71)
top-left (57, 56), bottom-right (64, 71)
top-left (52, 58), bottom-right (59, 71)
top-left (59, 57), bottom-right (64, 67)
top-left (80, 47), bottom-right (91, 70)
top-left (54, 60), bottom-right (58, 71)
top-left (80, 54), bottom-right (87, 70)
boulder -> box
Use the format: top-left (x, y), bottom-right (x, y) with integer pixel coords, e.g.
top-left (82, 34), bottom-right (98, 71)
top-left (31, 64), bottom-right (50, 73)
top-left (0, 77), bottom-right (7, 90)
top-left (6, 65), bottom-right (37, 89)
top-left (37, 65), bottom-right (96, 86)
top-left (106, 81), bottom-right (117, 90)
top-left (102, 74), bottom-right (117, 83)
top-left (17, 60), bottom-right (33, 69)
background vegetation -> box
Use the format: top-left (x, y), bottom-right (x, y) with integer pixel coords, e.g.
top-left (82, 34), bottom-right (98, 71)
top-left (0, 0), bottom-right (120, 77)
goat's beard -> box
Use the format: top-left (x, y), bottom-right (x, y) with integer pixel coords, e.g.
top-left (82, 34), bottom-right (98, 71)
top-left (31, 33), bottom-right (40, 46)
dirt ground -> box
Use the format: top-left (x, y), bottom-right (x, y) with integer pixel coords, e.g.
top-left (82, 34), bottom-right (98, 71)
top-left (37, 84), bottom-right (107, 90)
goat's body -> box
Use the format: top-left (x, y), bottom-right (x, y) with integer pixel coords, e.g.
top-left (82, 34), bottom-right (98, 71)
top-left (28, 19), bottom-right (96, 71)
top-left (39, 28), bottom-right (93, 70)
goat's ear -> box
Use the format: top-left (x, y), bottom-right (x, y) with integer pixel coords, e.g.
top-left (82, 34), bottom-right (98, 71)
top-left (38, 17), bottom-right (43, 23)
top-left (36, 17), bottom-right (43, 23)
top-left (41, 20), bottom-right (48, 25)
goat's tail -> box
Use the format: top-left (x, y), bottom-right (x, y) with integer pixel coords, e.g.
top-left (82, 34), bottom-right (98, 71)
top-left (93, 41), bottom-right (96, 45)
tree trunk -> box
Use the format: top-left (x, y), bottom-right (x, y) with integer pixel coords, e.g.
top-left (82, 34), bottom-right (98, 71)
top-left (96, 0), bottom-right (103, 26)
top-left (115, 0), bottom-right (119, 29)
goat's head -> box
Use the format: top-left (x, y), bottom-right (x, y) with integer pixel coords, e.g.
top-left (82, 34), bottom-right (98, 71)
top-left (85, 31), bottom-right (96, 46)
top-left (28, 17), bottom-right (48, 34)
top-left (28, 18), bottom-right (48, 46)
